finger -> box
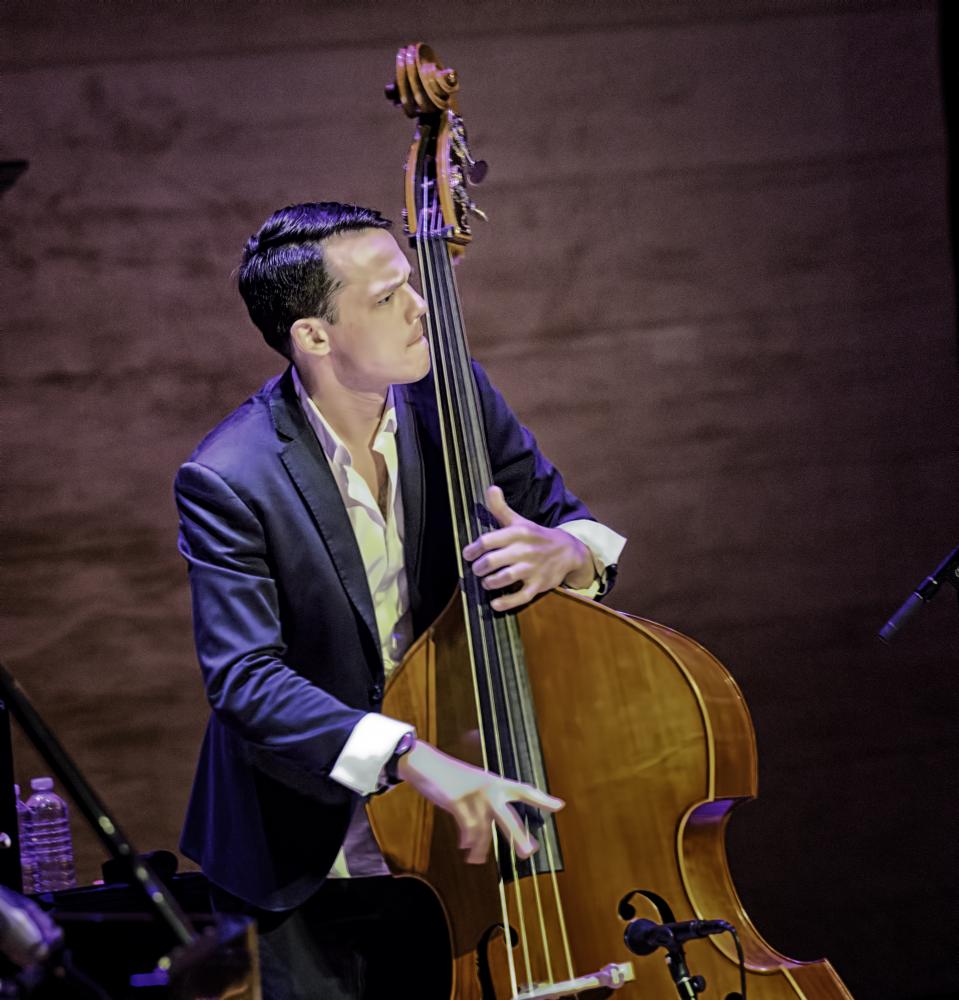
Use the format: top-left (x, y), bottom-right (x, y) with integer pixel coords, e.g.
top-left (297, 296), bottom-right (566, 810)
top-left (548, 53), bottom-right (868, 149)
top-left (479, 558), bottom-right (531, 589)
top-left (483, 563), bottom-right (532, 590)
top-left (493, 803), bottom-right (537, 858)
top-left (491, 583), bottom-right (538, 612)
top-left (463, 526), bottom-right (515, 563)
top-left (470, 542), bottom-right (524, 577)
top-left (467, 843), bottom-right (490, 865)
top-left (465, 819), bottom-right (494, 864)
top-left (511, 784), bottom-right (565, 813)
top-left (463, 524), bottom-right (526, 562)
top-left (485, 485), bottom-right (519, 528)
top-left (454, 800), bottom-right (484, 851)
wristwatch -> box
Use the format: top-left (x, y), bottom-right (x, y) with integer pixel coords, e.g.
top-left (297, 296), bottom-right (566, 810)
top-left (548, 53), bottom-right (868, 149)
top-left (385, 730), bottom-right (416, 786)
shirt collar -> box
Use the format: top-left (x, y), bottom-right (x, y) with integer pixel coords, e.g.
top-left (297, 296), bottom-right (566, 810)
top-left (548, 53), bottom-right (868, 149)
top-left (291, 365), bottom-right (398, 466)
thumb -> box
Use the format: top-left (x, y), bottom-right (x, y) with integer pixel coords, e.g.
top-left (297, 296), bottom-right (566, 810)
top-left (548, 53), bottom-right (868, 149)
top-left (486, 485), bottom-right (518, 526)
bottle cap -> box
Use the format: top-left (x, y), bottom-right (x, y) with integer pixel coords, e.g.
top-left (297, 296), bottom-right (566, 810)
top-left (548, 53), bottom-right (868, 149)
top-left (30, 777), bottom-right (54, 791)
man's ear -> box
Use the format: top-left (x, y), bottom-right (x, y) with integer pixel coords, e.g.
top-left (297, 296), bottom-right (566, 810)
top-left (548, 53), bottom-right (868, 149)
top-left (290, 317), bottom-right (330, 357)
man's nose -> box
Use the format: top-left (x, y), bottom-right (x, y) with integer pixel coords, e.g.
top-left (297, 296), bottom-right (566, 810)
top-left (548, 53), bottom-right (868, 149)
top-left (408, 285), bottom-right (427, 320)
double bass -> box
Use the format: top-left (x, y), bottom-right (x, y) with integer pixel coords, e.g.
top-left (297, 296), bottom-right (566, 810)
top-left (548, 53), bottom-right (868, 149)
top-left (368, 43), bottom-right (854, 1000)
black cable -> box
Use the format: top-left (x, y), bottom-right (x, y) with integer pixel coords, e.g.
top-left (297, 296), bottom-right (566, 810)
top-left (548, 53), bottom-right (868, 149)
top-left (727, 925), bottom-right (747, 1000)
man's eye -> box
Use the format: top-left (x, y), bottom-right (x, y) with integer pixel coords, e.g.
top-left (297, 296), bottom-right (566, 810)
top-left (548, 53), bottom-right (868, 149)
top-left (377, 291), bottom-right (395, 306)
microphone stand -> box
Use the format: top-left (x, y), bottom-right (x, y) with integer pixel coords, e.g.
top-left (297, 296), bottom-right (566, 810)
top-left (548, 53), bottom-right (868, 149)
top-left (0, 659), bottom-right (194, 947)
top-left (0, 658), bottom-right (255, 998)
top-left (879, 543), bottom-right (959, 643)
top-left (663, 944), bottom-right (706, 999)
top-left (621, 890), bottom-right (709, 999)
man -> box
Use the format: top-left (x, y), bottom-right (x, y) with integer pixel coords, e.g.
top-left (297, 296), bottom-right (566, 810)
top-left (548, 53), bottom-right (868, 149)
top-left (175, 202), bottom-right (625, 998)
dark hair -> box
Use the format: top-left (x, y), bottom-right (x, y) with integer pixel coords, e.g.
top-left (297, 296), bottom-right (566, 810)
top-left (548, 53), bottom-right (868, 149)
top-left (237, 201), bottom-right (392, 358)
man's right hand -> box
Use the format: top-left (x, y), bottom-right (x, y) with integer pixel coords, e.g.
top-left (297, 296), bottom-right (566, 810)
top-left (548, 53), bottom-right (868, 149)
top-left (396, 741), bottom-right (564, 864)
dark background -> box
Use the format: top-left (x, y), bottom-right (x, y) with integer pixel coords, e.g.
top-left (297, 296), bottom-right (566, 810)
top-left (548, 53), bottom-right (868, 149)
top-left (2, 2), bottom-right (957, 997)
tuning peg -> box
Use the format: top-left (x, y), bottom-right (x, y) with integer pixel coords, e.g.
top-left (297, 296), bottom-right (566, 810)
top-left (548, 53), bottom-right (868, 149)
top-left (384, 82), bottom-right (401, 106)
top-left (448, 113), bottom-right (487, 185)
top-left (468, 201), bottom-right (489, 223)
top-left (467, 159), bottom-right (488, 185)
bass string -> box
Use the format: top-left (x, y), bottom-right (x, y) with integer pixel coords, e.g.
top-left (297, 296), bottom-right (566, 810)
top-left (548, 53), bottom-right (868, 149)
top-left (420, 223), bottom-right (575, 988)
top-left (428, 234), bottom-right (542, 789)
top-left (413, 221), bottom-right (520, 999)
top-left (415, 210), bottom-right (504, 781)
top-left (426, 233), bottom-right (539, 794)
top-left (420, 223), bottom-right (511, 770)
top-left (429, 243), bottom-right (572, 986)
top-left (429, 237), bottom-right (562, 851)
top-left (431, 235), bottom-right (576, 987)
top-left (422, 225), bottom-right (560, 816)
top-left (427, 240), bottom-right (529, 774)
top-left (424, 232), bottom-right (538, 991)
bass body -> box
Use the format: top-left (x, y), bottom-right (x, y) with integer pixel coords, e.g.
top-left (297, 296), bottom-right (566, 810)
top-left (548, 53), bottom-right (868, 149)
top-left (370, 588), bottom-right (854, 999)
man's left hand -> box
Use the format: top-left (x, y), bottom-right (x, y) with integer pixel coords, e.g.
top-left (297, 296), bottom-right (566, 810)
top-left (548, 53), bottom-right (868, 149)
top-left (462, 486), bottom-right (596, 612)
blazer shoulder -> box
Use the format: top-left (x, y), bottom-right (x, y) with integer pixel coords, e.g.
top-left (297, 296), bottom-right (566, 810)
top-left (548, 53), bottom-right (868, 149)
top-left (181, 374), bottom-right (285, 486)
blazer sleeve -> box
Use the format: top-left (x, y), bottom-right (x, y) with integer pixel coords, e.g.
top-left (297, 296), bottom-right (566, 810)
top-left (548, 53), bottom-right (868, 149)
top-left (175, 460), bottom-right (367, 797)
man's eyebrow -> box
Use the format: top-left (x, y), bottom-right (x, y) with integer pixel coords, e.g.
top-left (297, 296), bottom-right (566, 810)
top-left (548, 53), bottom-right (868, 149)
top-left (370, 267), bottom-right (412, 298)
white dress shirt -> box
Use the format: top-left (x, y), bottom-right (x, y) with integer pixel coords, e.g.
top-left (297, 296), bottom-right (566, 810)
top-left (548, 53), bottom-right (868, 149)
top-left (292, 368), bottom-right (626, 876)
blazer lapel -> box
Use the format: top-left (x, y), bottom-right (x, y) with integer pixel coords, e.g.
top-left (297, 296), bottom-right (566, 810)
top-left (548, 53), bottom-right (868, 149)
top-left (269, 370), bottom-right (380, 667)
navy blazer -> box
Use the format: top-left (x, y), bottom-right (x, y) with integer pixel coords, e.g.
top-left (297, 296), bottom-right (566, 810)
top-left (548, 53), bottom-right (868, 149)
top-left (175, 363), bottom-right (595, 910)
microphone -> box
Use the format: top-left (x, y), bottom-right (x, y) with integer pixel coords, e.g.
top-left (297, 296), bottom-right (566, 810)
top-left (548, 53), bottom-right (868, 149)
top-left (879, 543), bottom-right (959, 643)
top-left (624, 917), bottom-right (733, 956)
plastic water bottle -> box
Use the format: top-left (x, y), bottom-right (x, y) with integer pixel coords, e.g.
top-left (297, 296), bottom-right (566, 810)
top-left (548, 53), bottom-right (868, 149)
top-left (14, 784), bottom-right (37, 894)
top-left (25, 777), bottom-right (76, 892)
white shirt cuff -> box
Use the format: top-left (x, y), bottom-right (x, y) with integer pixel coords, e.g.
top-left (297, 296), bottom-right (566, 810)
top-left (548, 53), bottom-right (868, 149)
top-left (329, 713), bottom-right (415, 795)
top-left (557, 519), bottom-right (627, 597)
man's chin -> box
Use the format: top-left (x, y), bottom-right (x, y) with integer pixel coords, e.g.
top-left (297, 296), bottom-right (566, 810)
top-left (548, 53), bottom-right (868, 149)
top-left (410, 348), bottom-right (432, 381)
top-left (392, 356), bottom-right (432, 387)
top-left (413, 357), bottom-right (432, 382)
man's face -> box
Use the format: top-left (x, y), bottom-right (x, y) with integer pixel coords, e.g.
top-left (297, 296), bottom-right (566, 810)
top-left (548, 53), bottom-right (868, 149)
top-left (320, 228), bottom-right (429, 393)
